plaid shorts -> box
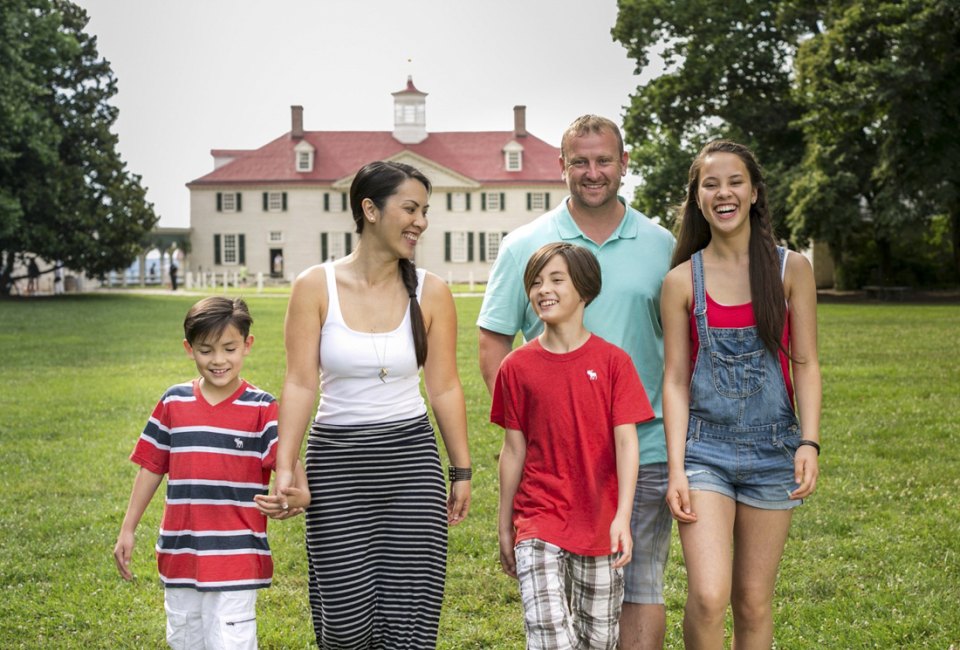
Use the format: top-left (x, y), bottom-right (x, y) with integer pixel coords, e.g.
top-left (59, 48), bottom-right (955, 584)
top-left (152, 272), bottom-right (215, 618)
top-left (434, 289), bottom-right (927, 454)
top-left (515, 539), bottom-right (623, 650)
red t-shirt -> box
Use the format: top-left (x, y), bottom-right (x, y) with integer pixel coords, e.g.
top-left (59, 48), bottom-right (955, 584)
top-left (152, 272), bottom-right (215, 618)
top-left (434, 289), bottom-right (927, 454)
top-left (690, 292), bottom-right (794, 406)
top-left (491, 335), bottom-right (654, 556)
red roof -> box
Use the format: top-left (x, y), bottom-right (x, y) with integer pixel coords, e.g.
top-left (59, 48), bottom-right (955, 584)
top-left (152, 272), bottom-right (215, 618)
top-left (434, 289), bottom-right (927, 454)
top-left (189, 130), bottom-right (561, 187)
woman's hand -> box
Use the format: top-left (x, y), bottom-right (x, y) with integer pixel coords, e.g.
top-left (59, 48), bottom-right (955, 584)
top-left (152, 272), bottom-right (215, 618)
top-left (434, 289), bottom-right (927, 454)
top-left (254, 469), bottom-right (307, 519)
top-left (447, 480), bottom-right (471, 525)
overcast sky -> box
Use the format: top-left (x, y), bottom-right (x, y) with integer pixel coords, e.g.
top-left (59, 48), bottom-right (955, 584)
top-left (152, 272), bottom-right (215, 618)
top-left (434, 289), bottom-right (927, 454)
top-left (75, 0), bottom-right (662, 228)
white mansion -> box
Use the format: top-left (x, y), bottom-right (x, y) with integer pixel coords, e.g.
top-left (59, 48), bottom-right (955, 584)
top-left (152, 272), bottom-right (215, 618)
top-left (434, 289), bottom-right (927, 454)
top-left (187, 77), bottom-right (568, 283)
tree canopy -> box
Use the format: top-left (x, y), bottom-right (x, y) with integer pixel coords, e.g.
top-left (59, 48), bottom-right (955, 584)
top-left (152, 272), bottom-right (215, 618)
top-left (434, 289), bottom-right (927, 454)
top-left (0, 0), bottom-right (157, 294)
top-left (614, 0), bottom-right (959, 287)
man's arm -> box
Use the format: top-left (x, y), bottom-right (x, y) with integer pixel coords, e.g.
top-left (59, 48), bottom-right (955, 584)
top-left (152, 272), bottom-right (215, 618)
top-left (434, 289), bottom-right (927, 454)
top-left (478, 327), bottom-right (514, 396)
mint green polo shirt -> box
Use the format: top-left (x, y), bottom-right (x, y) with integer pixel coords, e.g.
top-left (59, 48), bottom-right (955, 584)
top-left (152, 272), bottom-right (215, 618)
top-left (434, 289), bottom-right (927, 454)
top-left (478, 196), bottom-right (675, 464)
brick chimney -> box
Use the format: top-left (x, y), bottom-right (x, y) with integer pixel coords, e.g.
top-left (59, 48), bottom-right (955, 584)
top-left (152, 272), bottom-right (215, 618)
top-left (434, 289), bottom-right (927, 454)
top-left (513, 105), bottom-right (527, 138)
top-left (291, 105), bottom-right (304, 140)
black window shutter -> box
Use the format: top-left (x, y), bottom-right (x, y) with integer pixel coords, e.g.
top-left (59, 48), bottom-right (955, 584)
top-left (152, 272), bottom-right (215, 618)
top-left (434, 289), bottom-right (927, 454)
top-left (468, 232), bottom-right (474, 261)
top-left (526, 193), bottom-right (532, 210)
top-left (324, 194), bottom-right (330, 211)
top-left (262, 192), bottom-right (268, 211)
top-left (481, 193), bottom-right (486, 211)
top-left (236, 193), bottom-right (242, 212)
top-left (479, 233), bottom-right (486, 262)
top-left (341, 193), bottom-right (347, 211)
top-left (466, 194), bottom-right (471, 211)
top-left (321, 233), bottom-right (328, 261)
top-left (345, 232), bottom-right (353, 254)
top-left (214, 235), bottom-right (222, 265)
top-left (444, 232), bottom-right (451, 262)
top-left (545, 192), bottom-right (551, 208)
top-left (238, 234), bottom-right (246, 264)
top-left (500, 193), bottom-right (505, 210)
top-left (282, 192), bottom-right (288, 211)
top-left (216, 192), bottom-right (222, 212)
top-left (447, 194), bottom-right (452, 211)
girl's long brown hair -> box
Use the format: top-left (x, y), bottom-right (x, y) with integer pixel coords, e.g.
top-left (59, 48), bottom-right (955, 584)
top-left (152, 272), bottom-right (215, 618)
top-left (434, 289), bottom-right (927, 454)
top-left (672, 140), bottom-right (786, 356)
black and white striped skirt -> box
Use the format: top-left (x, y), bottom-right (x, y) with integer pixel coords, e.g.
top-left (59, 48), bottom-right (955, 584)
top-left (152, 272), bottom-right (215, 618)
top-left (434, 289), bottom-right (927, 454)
top-left (305, 414), bottom-right (448, 649)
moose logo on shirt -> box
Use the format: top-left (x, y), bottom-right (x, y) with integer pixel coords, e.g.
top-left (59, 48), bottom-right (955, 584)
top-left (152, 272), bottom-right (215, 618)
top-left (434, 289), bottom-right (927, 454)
top-left (586, 370), bottom-right (598, 381)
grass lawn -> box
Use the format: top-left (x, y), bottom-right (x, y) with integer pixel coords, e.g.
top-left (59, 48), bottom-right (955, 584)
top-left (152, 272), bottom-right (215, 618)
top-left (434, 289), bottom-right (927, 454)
top-left (0, 294), bottom-right (957, 648)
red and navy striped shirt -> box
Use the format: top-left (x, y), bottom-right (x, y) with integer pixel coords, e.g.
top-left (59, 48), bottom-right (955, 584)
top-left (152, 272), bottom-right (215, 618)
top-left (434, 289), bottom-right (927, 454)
top-left (131, 378), bottom-right (278, 591)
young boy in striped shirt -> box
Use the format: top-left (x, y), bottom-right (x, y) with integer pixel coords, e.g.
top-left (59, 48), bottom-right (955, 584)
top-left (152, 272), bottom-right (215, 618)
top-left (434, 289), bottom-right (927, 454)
top-left (113, 297), bottom-right (308, 649)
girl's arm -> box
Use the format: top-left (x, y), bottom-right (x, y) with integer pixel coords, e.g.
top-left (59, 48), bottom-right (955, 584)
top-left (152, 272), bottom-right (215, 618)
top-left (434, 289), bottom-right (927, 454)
top-left (421, 273), bottom-right (471, 525)
top-left (786, 253), bottom-right (821, 499)
top-left (661, 264), bottom-right (698, 523)
top-left (611, 422), bottom-right (639, 568)
top-left (497, 428), bottom-right (526, 578)
top-left (274, 266), bottom-right (326, 502)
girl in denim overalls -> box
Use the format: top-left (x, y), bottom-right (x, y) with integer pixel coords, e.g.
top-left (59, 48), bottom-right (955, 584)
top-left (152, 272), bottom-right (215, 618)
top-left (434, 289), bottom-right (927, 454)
top-left (661, 141), bottom-right (822, 648)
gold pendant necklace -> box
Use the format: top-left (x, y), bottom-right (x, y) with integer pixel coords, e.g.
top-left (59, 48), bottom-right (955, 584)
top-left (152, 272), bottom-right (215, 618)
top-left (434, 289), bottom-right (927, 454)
top-left (371, 332), bottom-right (388, 382)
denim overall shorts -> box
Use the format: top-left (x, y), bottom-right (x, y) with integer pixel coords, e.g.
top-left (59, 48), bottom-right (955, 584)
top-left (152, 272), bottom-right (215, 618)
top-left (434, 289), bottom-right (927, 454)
top-left (685, 247), bottom-right (802, 510)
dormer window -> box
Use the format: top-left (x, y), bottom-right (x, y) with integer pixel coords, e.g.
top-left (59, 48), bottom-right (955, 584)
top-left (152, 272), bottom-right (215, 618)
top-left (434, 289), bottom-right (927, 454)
top-left (294, 140), bottom-right (315, 173)
top-left (503, 140), bottom-right (524, 172)
top-left (297, 151), bottom-right (311, 171)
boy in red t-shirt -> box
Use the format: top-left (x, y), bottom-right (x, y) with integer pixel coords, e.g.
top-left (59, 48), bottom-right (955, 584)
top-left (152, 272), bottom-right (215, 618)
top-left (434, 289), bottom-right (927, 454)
top-left (492, 243), bottom-right (654, 648)
top-left (113, 297), bottom-right (309, 649)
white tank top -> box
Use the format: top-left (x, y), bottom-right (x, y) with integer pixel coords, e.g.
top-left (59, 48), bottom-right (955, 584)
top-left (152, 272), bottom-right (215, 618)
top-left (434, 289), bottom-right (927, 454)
top-left (314, 262), bottom-right (427, 425)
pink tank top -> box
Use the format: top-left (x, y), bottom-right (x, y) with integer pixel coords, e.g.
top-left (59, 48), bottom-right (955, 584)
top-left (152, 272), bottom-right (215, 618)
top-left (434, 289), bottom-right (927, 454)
top-left (689, 293), bottom-right (794, 407)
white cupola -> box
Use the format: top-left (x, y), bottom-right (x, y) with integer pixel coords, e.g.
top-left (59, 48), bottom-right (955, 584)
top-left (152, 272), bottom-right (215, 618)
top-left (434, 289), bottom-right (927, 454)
top-left (392, 76), bottom-right (428, 144)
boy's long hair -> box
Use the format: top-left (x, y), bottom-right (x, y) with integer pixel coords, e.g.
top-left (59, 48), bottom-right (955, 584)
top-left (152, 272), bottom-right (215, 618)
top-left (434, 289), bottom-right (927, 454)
top-left (672, 140), bottom-right (786, 356)
top-left (523, 242), bottom-right (602, 306)
top-left (349, 161), bottom-right (431, 367)
top-left (183, 297), bottom-right (252, 345)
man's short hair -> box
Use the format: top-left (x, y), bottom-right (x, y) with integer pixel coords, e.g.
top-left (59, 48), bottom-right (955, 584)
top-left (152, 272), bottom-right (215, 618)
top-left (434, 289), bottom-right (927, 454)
top-left (560, 115), bottom-right (625, 161)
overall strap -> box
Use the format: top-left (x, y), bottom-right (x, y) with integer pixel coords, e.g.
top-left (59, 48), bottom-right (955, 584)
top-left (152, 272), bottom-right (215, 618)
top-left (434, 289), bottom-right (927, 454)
top-left (777, 246), bottom-right (788, 280)
top-left (691, 250), bottom-right (710, 349)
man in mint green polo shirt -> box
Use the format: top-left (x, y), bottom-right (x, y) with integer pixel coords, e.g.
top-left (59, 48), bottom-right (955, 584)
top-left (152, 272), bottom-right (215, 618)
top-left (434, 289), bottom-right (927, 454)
top-left (478, 115), bottom-right (675, 650)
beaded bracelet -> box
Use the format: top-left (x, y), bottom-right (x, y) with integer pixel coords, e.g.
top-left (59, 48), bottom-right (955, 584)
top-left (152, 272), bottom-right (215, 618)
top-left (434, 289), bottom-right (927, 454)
top-left (798, 440), bottom-right (821, 456)
top-left (448, 466), bottom-right (472, 482)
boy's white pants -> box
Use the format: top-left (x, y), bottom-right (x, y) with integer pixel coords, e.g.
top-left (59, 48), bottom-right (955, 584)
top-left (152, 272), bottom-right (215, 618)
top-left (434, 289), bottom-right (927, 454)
top-left (164, 588), bottom-right (258, 650)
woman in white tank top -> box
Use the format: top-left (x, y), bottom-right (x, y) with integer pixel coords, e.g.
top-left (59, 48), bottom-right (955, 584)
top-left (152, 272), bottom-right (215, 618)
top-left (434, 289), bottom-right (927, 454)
top-left (269, 161), bottom-right (472, 648)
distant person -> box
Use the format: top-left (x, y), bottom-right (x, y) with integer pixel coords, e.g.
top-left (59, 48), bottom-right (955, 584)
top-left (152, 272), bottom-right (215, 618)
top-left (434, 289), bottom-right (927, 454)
top-left (272, 253), bottom-right (283, 277)
top-left (113, 296), bottom-right (309, 650)
top-left (27, 257), bottom-right (40, 295)
top-left (660, 140), bottom-right (821, 647)
top-left (478, 114), bottom-right (676, 649)
top-left (53, 263), bottom-right (64, 295)
top-left (150, 263), bottom-right (157, 281)
top-left (169, 261), bottom-right (178, 291)
top-left (493, 242), bottom-right (653, 648)
top-left (271, 161), bottom-right (471, 647)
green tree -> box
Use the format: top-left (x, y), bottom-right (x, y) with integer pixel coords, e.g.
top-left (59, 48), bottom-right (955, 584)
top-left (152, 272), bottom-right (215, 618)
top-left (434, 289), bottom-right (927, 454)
top-left (612, 0), bottom-right (823, 231)
top-left (0, 0), bottom-right (157, 295)
top-left (790, 0), bottom-right (960, 285)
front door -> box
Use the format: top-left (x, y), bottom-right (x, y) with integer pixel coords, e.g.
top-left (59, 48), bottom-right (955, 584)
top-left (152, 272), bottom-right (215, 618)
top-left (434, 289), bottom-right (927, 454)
top-left (270, 248), bottom-right (284, 278)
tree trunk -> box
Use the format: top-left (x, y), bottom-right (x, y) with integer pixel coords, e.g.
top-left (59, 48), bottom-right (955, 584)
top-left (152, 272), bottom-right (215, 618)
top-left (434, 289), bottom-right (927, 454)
top-left (876, 236), bottom-right (892, 285)
top-left (951, 205), bottom-right (960, 283)
top-left (0, 250), bottom-right (13, 297)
